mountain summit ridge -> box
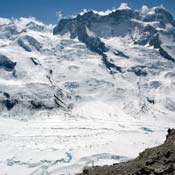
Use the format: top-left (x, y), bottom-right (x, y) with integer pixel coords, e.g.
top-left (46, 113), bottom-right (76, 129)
top-left (53, 5), bottom-right (175, 73)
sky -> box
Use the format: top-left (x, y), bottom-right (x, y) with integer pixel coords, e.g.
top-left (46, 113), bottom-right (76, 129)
top-left (0, 0), bottom-right (174, 24)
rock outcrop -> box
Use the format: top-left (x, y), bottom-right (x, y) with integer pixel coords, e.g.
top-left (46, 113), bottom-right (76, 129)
top-left (53, 7), bottom-right (175, 73)
top-left (0, 54), bottom-right (16, 71)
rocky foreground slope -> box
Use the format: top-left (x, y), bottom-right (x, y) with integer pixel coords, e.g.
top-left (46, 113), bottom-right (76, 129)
top-left (78, 129), bottom-right (175, 175)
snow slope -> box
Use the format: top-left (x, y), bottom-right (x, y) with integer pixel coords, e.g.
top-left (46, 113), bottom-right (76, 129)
top-left (0, 5), bottom-right (175, 175)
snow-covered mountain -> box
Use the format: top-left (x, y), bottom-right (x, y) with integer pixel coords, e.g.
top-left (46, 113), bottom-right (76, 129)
top-left (0, 5), bottom-right (175, 175)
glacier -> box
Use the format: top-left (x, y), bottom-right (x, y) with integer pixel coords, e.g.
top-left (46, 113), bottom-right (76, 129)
top-left (0, 5), bottom-right (175, 175)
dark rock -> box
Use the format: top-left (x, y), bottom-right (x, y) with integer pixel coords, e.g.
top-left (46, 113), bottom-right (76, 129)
top-left (31, 100), bottom-right (42, 109)
top-left (165, 151), bottom-right (171, 159)
top-left (17, 38), bottom-right (32, 52)
top-left (149, 81), bottom-right (161, 89)
top-left (146, 97), bottom-right (155, 104)
top-left (159, 47), bottom-right (175, 63)
top-left (53, 7), bottom-right (175, 53)
top-left (149, 34), bottom-right (175, 63)
top-left (134, 25), bottom-right (157, 46)
top-left (143, 7), bottom-right (174, 26)
top-left (149, 34), bottom-right (162, 49)
top-left (167, 128), bottom-right (173, 135)
top-left (18, 36), bottom-right (42, 52)
top-left (128, 66), bottom-right (147, 76)
top-left (53, 8), bottom-right (175, 78)
top-left (154, 8), bottom-right (174, 25)
top-left (114, 50), bottom-right (129, 59)
top-left (26, 22), bottom-right (44, 31)
top-left (0, 54), bottom-right (16, 71)
top-left (30, 100), bottom-right (53, 110)
top-left (49, 69), bottom-right (53, 74)
top-left (145, 159), bottom-right (155, 166)
top-left (12, 70), bottom-right (17, 77)
top-left (4, 99), bottom-right (18, 110)
top-left (25, 35), bottom-right (42, 51)
top-left (109, 9), bottom-right (137, 20)
top-left (53, 18), bottom-right (72, 36)
top-left (82, 36), bottom-right (108, 55)
top-left (3, 92), bottom-right (10, 98)
top-left (53, 9), bottom-right (138, 38)
top-left (3, 25), bottom-right (19, 38)
top-left (30, 57), bottom-right (40, 65)
top-left (102, 54), bottom-right (122, 73)
top-left (83, 168), bottom-right (89, 175)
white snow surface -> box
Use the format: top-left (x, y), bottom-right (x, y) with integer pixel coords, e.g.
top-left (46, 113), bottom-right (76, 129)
top-left (0, 14), bottom-right (175, 175)
top-left (118, 3), bottom-right (131, 10)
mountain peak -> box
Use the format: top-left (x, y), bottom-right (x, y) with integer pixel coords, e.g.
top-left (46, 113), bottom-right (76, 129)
top-left (118, 2), bottom-right (131, 10)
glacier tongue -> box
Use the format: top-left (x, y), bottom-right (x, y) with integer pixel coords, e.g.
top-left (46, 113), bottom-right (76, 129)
top-left (0, 5), bottom-right (175, 175)
top-left (0, 111), bottom-right (174, 175)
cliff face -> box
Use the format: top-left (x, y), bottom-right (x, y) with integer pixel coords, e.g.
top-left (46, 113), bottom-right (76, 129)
top-left (78, 129), bottom-right (175, 175)
top-left (53, 7), bottom-right (175, 63)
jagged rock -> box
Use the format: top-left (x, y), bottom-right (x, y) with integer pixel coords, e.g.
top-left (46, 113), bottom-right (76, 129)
top-left (146, 97), bottom-right (155, 104)
top-left (102, 54), bottom-right (122, 73)
top-left (83, 36), bottom-right (108, 55)
top-left (142, 7), bottom-right (175, 26)
top-left (128, 66), bottom-right (147, 76)
top-left (154, 8), bottom-right (175, 25)
top-left (30, 100), bottom-right (54, 110)
top-left (4, 99), bottom-right (18, 110)
top-left (17, 38), bottom-right (32, 52)
top-left (54, 13), bottom-right (108, 55)
top-left (114, 50), bottom-right (129, 59)
top-left (0, 54), bottom-right (16, 71)
top-left (26, 21), bottom-right (44, 31)
top-left (159, 47), bottom-right (175, 63)
top-left (2, 25), bottom-right (19, 39)
top-left (25, 35), bottom-right (42, 51)
top-left (3, 92), bottom-right (10, 98)
top-left (149, 34), bottom-right (175, 63)
top-left (53, 7), bottom-right (175, 77)
top-left (53, 9), bottom-right (138, 38)
top-left (149, 34), bottom-right (162, 49)
top-left (53, 7), bottom-right (174, 47)
top-left (109, 9), bottom-right (137, 20)
top-left (17, 35), bottom-right (42, 52)
top-left (133, 25), bottom-right (157, 46)
top-left (53, 9), bottom-right (137, 52)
